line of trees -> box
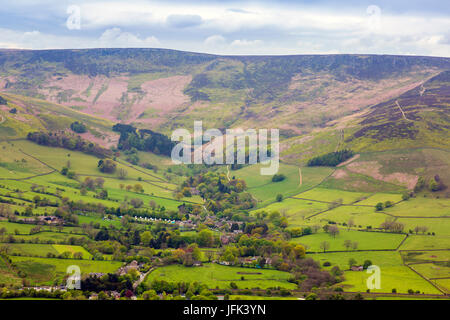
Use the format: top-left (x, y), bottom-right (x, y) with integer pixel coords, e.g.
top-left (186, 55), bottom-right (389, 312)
top-left (27, 131), bottom-right (112, 158)
top-left (113, 124), bottom-right (175, 156)
top-left (307, 149), bottom-right (355, 167)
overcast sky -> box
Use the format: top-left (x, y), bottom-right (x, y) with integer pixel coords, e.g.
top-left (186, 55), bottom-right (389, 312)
top-left (0, 0), bottom-right (449, 56)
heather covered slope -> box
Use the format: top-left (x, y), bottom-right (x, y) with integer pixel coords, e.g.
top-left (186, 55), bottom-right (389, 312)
top-left (0, 49), bottom-right (449, 192)
top-left (345, 70), bottom-right (450, 151)
top-left (0, 49), bottom-right (449, 136)
top-left (281, 70), bottom-right (450, 163)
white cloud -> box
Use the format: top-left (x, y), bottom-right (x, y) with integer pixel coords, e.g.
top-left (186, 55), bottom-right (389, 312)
top-left (0, 1), bottom-right (449, 56)
top-left (98, 28), bottom-right (160, 47)
top-left (230, 39), bottom-right (263, 47)
top-left (204, 35), bottom-right (226, 46)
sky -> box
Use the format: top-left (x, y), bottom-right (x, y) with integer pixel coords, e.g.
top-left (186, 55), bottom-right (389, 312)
top-left (0, 0), bottom-right (449, 57)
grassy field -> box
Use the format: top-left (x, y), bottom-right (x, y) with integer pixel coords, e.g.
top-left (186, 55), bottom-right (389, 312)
top-left (382, 197), bottom-right (450, 218)
top-left (307, 251), bottom-right (442, 294)
top-left (253, 198), bottom-right (329, 228)
top-left (356, 193), bottom-right (403, 206)
top-left (0, 255), bottom-right (22, 287)
top-left (0, 244), bottom-right (92, 259)
top-left (409, 263), bottom-right (450, 279)
top-left (293, 187), bottom-right (370, 204)
top-left (396, 218), bottom-right (450, 236)
top-left (145, 263), bottom-right (297, 290)
top-left (435, 279), bottom-right (450, 294)
top-left (399, 235), bottom-right (450, 250)
top-left (11, 231), bottom-right (88, 243)
top-left (233, 164), bottom-right (333, 207)
top-left (52, 245), bottom-right (92, 259)
top-left (292, 229), bottom-right (405, 252)
top-left (307, 205), bottom-right (390, 228)
top-left (10, 256), bottom-right (122, 286)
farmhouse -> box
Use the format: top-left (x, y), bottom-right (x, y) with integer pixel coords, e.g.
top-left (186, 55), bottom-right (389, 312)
top-left (351, 266), bottom-right (364, 271)
top-left (117, 260), bottom-right (139, 276)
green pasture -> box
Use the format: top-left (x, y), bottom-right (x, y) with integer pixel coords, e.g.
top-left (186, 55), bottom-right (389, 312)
top-left (307, 251), bottom-right (442, 294)
top-left (145, 263), bottom-right (296, 290)
top-left (399, 235), bottom-right (450, 250)
top-left (307, 205), bottom-right (390, 228)
top-left (294, 187), bottom-right (370, 205)
top-left (292, 229), bottom-right (405, 252)
top-left (9, 256), bottom-right (122, 286)
top-left (234, 164), bottom-right (333, 207)
top-left (382, 197), bottom-right (450, 218)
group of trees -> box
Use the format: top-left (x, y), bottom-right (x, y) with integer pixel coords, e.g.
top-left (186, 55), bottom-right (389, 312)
top-left (70, 121), bottom-right (87, 134)
top-left (178, 172), bottom-right (255, 212)
top-left (414, 175), bottom-right (446, 193)
top-left (380, 218), bottom-right (405, 233)
top-left (98, 159), bottom-right (117, 173)
top-left (375, 200), bottom-right (395, 211)
top-left (27, 131), bottom-right (112, 158)
top-left (113, 124), bottom-right (175, 157)
top-left (307, 149), bottom-right (355, 167)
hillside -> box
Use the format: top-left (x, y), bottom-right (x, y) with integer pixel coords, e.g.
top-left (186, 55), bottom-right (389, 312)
top-left (0, 49), bottom-right (449, 137)
top-left (0, 91), bottom-right (118, 147)
top-left (0, 49), bottom-right (449, 193)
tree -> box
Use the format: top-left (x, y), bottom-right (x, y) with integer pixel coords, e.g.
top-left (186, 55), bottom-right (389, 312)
top-left (343, 240), bottom-right (352, 250)
top-left (70, 121), bottom-right (87, 133)
top-left (363, 260), bottom-right (372, 269)
top-left (271, 174), bottom-right (286, 182)
top-left (73, 252), bottom-right (83, 259)
top-left (375, 202), bottom-right (384, 211)
top-left (347, 219), bottom-right (355, 231)
top-left (402, 192), bottom-right (411, 201)
top-left (141, 231), bottom-right (152, 246)
top-left (98, 159), bottom-right (117, 173)
top-left (348, 258), bottom-right (357, 269)
top-left (204, 251), bottom-right (215, 262)
top-left (320, 241), bottom-right (330, 252)
top-left (197, 229), bottom-right (214, 247)
top-left (276, 194), bottom-right (283, 202)
top-left (328, 225), bottom-right (340, 238)
top-left (414, 176), bottom-right (425, 192)
top-left (96, 189), bottom-right (108, 200)
top-left (130, 198), bottom-right (143, 208)
top-left (94, 177), bottom-right (105, 188)
top-left (118, 168), bottom-right (128, 180)
top-left (133, 184), bottom-right (144, 193)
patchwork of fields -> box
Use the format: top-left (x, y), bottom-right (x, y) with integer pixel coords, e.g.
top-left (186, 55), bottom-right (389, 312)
top-left (0, 135), bottom-right (448, 299)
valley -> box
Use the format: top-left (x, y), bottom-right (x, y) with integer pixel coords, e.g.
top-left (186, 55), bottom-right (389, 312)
top-left (0, 49), bottom-right (448, 301)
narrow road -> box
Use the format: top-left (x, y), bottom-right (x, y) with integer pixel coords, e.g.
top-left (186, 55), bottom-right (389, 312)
top-left (419, 85), bottom-right (426, 97)
top-left (334, 129), bottom-right (344, 152)
top-left (133, 267), bottom-right (155, 290)
top-left (395, 100), bottom-right (409, 121)
top-left (298, 167), bottom-right (302, 187)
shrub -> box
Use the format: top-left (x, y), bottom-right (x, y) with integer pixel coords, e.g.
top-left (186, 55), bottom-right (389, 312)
top-left (70, 121), bottom-right (87, 133)
top-left (271, 174), bottom-right (286, 182)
